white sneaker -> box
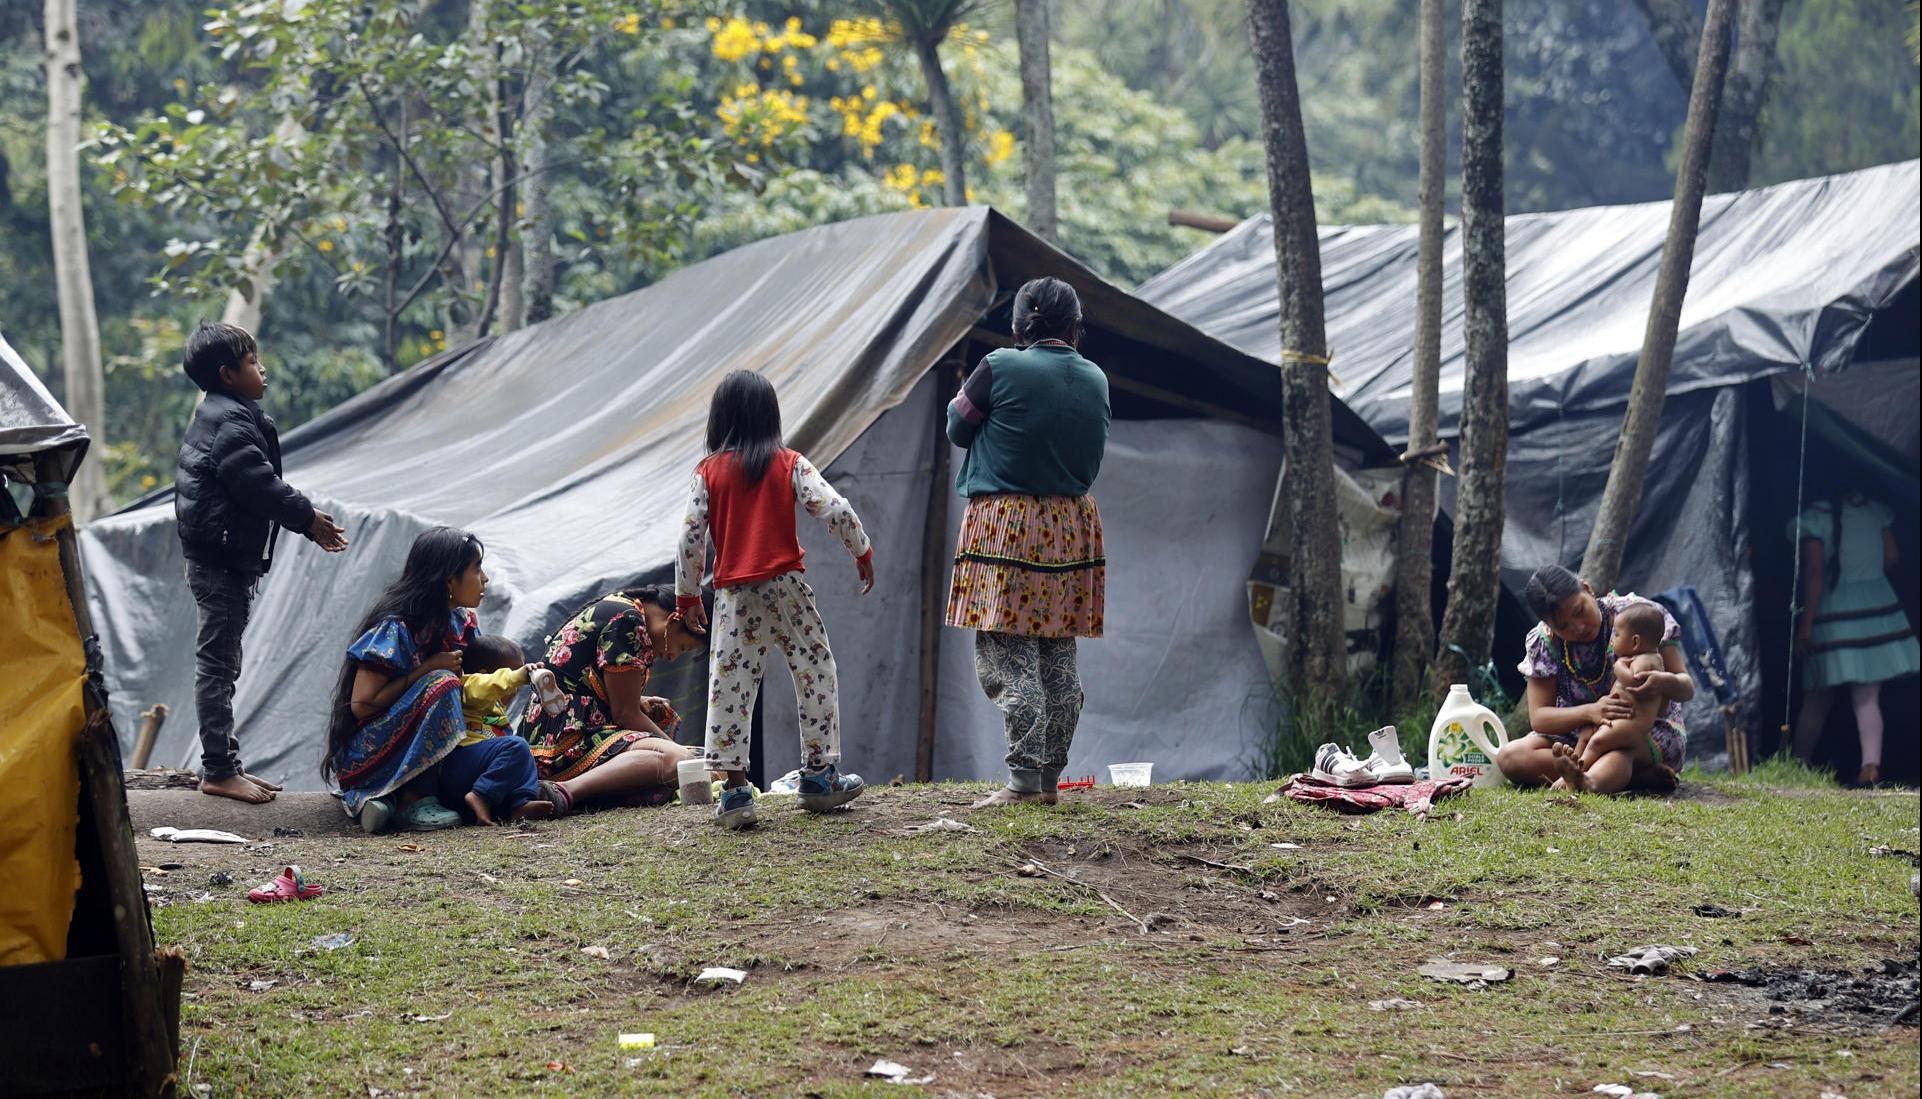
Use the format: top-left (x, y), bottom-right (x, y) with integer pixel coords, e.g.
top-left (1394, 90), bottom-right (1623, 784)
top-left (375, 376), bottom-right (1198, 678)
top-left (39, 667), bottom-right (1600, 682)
top-left (1312, 743), bottom-right (1375, 788)
top-left (1363, 727), bottom-right (1415, 784)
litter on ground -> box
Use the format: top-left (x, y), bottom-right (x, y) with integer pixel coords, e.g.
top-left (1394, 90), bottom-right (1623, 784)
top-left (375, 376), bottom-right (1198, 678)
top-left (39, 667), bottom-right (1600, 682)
top-left (1417, 960), bottom-right (1511, 986)
top-left (1607, 945), bottom-right (1699, 976)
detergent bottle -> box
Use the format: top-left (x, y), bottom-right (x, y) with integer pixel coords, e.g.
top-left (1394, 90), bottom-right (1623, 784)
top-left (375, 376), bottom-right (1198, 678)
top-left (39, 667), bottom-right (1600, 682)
top-left (1427, 684), bottom-right (1510, 787)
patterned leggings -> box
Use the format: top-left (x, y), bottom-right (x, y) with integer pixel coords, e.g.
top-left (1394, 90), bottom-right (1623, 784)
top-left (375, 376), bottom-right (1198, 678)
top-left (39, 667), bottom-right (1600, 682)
top-left (975, 632), bottom-right (1083, 793)
top-left (703, 572), bottom-right (841, 773)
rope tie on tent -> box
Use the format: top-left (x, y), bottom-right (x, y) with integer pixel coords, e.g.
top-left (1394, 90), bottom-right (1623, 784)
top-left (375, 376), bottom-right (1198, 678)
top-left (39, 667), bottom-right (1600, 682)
top-left (1782, 363), bottom-right (1815, 738)
top-left (1278, 348), bottom-right (1344, 387)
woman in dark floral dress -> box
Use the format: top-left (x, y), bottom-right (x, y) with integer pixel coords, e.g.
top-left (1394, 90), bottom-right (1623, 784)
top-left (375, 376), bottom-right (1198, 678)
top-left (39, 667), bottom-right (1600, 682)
top-left (517, 585), bottom-right (708, 810)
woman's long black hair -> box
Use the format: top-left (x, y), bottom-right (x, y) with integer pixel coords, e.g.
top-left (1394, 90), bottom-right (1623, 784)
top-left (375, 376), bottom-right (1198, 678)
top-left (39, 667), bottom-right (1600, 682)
top-left (1522, 563), bottom-right (1582, 623)
top-left (1012, 276), bottom-right (1082, 345)
top-left (322, 526), bottom-right (484, 780)
top-left (705, 370), bottom-right (783, 486)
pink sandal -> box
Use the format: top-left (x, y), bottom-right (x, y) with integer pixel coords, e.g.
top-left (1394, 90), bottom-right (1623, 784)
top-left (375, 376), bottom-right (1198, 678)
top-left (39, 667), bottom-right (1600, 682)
top-left (247, 865), bottom-right (325, 903)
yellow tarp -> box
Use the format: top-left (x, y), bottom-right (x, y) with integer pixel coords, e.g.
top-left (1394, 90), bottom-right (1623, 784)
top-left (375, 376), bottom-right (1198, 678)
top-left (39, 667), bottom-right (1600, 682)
top-left (0, 515), bottom-right (85, 965)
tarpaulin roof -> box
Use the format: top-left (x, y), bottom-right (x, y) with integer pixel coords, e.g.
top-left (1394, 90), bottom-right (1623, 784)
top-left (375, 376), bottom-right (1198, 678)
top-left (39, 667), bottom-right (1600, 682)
top-left (1138, 159), bottom-right (1921, 444)
top-left (0, 333), bottom-right (88, 480)
top-left (81, 206), bottom-right (1393, 785)
top-left (1140, 161), bottom-right (1921, 768)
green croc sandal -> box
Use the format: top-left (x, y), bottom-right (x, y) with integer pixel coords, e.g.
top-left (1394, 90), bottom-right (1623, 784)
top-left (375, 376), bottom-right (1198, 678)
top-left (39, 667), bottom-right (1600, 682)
top-left (398, 796), bottom-right (460, 832)
top-left (358, 796), bottom-right (396, 835)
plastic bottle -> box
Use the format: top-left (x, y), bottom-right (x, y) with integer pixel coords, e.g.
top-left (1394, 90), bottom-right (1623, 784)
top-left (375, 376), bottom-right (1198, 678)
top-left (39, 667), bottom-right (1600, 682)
top-left (1427, 684), bottom-right (1509, 787)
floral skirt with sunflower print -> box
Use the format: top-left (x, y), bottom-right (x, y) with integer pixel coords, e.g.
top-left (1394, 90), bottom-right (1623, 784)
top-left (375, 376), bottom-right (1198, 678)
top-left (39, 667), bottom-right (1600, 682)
top-left (945, 494), bottom-right (1104, 638)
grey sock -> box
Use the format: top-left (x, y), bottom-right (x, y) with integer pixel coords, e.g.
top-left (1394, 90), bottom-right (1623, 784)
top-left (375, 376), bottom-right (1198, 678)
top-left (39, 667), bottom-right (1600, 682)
top-left (1008, 769), bottom-right (1045, 794)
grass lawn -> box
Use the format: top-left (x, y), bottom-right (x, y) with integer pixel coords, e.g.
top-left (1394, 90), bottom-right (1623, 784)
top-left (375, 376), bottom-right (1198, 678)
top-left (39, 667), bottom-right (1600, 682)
top-left (142, 771), bottom-right (1920, 1097)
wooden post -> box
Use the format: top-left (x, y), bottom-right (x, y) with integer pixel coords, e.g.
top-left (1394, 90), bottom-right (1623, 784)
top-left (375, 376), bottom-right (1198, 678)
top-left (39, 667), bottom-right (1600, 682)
top-left (916, 353), bottom-right (959, 782)
top-left (131, 703), bottom-right (169, 770)
top-left (37, 455), bottom-right (178, 1097)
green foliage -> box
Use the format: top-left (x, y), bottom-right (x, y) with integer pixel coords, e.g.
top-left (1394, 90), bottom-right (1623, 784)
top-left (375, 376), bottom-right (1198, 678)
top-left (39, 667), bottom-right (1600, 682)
top-left (92, 0), bottom-right (728, 358)
top-left (1754, 0), bottom-right (1922, 186)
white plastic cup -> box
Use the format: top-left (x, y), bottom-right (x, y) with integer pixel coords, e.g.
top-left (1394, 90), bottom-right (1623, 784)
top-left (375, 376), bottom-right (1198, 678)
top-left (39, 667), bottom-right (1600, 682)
top-left (1108, 762), bottom-right (1153, 787)
top-left (677, 757), bottom-right (713, 805)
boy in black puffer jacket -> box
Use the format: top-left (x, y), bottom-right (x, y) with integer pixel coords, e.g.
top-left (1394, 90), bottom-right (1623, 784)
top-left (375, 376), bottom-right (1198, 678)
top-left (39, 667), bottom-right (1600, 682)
top-left (176, 322), bottom-right (349, 803)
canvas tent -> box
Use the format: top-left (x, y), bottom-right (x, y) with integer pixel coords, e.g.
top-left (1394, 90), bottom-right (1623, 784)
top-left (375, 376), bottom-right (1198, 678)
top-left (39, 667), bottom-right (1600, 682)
top-left (1, 333), bottom-right (180, 1095)
top-left (81, 207), bottom-right (1398, 792)
top-left (1138, 160), bottom-right (1922, 769)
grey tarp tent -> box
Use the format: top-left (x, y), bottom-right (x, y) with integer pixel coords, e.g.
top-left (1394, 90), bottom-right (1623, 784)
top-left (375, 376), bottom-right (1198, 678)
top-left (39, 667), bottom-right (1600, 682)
top-left (1138, 160), bottom-right (1922, 766)
top-left (81, 207), bottom-right (1395, 791)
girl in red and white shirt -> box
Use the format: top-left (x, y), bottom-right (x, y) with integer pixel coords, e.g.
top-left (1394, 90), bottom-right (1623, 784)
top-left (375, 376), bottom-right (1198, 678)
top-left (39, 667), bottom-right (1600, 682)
top-left (676, 370), bottom-right (875, 828)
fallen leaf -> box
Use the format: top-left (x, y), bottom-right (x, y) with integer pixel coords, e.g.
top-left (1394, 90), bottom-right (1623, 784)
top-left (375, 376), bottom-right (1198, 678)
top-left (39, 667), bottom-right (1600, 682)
top-left (397, 844), bottom-right (421, 852)
top-left (563, 878), bottom-right (584, 887)
top-left (580, 946), bottom-right (611, 960)
top-left (545, 1060), bottom-right (571, 1073)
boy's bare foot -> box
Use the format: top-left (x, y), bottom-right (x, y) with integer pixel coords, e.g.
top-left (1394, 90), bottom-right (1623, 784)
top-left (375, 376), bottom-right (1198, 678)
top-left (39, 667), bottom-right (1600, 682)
top-left (245, 773), bottom-right (283, 792)
top-left (509, 799), bottom-right (556, 822)
top-left (1548, 742), bottom-right (1590, 792)
top-left (201, 774), bottom-right (275, 803)
top-left (464, 791), bottom-right (497, 826)
top-left (1857, 763), bottom-right (1881, 786)
top-left (969, 787), bottom-right (1051, 810)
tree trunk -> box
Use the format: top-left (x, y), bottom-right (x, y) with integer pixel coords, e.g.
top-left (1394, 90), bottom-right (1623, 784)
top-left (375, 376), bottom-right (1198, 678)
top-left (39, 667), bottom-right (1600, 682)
top-left (1707, 0), bottom-right (1785, 192)
top-left (1391, 0), bottom-right (1447, 710)
top-left (1430, 0), bottom-right (1508, 695)
top-left (1013, 0), bottom-right (1057, 241)
top-left (501, 237), bottom-right (524, 334)
top-left (914, 37), bottom-right (968, 206)
top-left (1581, 0), bottom-right (1735, 594)
top-left (383, 158), bottom-right (402, 372)
top-left (1631, 0), bottom-right (1700, 90)
top-left (474, 65), bottom-right (516, 338)
top-left (221, 114), bottom-right (306, 332)
top-left (521, 80), bottom-right (556, 325)
top-left (450, 0), bottom-right (494, 345)
top-left (43, 0), bottom-right (108, 522)
top-left (1247, 0), bottom-right (1345, 708)
top-left (1632, 0), bottom-right (1783, 193)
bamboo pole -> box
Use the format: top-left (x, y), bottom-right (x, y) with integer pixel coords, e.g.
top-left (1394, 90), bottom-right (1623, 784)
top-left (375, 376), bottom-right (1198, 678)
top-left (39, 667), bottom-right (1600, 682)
top-left (916, 354), bottom-right (959, 782)
top-left (131, 703), bottom-right (169, 770)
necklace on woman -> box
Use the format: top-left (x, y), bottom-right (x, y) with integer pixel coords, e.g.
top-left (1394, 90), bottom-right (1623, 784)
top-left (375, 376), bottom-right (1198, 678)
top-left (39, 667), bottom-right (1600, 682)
top-left (1558, 618), bottom-right (1611, 688)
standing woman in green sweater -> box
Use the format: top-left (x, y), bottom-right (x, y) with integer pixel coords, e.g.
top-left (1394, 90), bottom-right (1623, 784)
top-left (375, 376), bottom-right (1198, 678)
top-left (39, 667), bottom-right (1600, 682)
top-left (945, 277), bottom-right (1112, 809)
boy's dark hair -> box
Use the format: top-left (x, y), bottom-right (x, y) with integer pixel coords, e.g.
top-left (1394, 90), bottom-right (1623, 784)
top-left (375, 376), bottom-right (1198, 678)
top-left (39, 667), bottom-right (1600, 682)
top-left (704, 370), bottom-right (783, 486)
top-left (1012, 276), bottom-right (1082, 344)
top-left (1613, 603), bottom-right (1666, 648)
top-left (1522, 564), bottom-right (1582, 622)
top-left (183, 321), bottom-right (258, 393)
top-left (464, 634), bottom-right (524, 675)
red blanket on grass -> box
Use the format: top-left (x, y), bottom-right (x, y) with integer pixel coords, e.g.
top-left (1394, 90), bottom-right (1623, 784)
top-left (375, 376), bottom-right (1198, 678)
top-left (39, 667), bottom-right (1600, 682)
top-left (1273, 773), bottom-right (1474, 816)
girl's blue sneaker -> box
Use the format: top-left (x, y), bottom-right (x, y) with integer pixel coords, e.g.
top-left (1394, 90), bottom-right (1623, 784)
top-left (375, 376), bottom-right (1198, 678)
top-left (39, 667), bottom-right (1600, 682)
top-left (797, 763), bottom-right (864, 812)
top-left (715, 783), bottom-right (759, 830)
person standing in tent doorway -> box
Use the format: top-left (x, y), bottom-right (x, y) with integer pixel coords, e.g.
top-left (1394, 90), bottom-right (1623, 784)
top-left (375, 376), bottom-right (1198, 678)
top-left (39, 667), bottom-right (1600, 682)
top-left (946, 277), bottom-right (1111, 809)
top-left (676, 370), bottom-right (876, 829)
top-left (175, 322), bottom-right (348, 804)
top-left (1789, 489), bottom-right (1919, 785)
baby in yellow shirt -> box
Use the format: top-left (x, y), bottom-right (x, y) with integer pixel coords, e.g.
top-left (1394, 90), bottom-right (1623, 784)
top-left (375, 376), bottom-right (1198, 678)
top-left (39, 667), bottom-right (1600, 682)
top-left (437, 635), bottom-right (560, 824)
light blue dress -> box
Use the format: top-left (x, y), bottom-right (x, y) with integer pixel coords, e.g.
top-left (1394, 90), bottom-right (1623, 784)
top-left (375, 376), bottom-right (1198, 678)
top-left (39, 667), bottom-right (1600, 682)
top-left (1790, 498), bottom-right (1920, 690)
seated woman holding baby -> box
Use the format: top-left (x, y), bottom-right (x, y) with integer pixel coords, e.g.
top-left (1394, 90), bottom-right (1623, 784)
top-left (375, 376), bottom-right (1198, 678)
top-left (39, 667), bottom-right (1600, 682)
top-left (1494, 564), bottom-right (1696, 794)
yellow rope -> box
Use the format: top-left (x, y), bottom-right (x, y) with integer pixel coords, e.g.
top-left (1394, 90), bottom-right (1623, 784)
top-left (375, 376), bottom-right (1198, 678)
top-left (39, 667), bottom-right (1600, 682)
top-left (1278, 348), bottom-right (1333, 365)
